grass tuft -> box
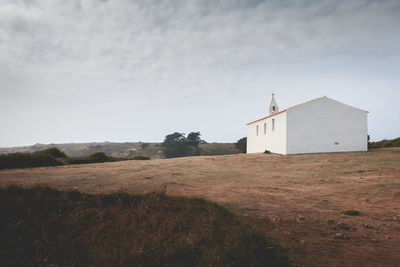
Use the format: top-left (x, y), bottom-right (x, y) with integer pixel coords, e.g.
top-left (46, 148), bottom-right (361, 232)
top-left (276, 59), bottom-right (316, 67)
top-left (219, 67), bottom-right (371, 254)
top-left (343, 210), bottom-right (360, 216)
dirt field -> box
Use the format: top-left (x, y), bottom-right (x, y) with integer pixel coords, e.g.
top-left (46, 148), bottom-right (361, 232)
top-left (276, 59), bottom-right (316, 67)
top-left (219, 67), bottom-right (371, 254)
top-left (1, 148), bottom-right (399, 266)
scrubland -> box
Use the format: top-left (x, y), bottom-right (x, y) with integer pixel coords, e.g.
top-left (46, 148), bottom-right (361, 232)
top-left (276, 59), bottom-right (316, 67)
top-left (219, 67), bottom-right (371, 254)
top-left (1, 148), bottom-right (399, 266)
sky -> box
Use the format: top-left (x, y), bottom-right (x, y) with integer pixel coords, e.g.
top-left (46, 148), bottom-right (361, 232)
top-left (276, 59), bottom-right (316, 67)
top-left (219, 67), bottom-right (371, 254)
top-left (1, 0), bottom-right (399, 147)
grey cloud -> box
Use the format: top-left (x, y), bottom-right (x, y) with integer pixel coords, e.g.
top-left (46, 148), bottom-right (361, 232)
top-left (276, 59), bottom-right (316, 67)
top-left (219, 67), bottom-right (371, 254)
top-left (0, 0), bottom-right (399, 146)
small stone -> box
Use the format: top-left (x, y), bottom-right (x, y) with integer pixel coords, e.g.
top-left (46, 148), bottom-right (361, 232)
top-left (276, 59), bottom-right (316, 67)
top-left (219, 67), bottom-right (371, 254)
top-left (300, 239), bottom-right (306, 244)
top-left (363, 224), bottom-right (376, 229)
top-left (332, 232), bottom-right (349, 239)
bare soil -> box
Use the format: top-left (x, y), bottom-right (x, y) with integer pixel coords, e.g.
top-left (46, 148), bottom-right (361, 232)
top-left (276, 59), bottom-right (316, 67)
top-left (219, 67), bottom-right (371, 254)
top-left (1, 148), bottom-right (399, 266)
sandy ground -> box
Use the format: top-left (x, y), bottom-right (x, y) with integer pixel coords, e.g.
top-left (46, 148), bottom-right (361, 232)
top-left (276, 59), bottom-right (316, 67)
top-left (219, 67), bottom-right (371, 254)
top-left (1, 148), bottom-right (399, 266)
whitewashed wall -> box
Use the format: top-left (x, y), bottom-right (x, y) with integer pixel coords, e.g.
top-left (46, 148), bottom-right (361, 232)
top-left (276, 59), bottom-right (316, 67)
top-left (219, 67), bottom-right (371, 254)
top-left (247, 111), bottom-right (287, 154)
top-left (286, 97), bottom-right (368, 154)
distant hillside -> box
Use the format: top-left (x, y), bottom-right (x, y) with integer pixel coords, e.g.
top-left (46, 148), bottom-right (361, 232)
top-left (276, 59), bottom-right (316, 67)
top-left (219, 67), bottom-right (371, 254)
top-left (0, 142), bottom-right (241, 159)
top-left (0, 142), bottom-right (158, 159)
top-left (369, 137), bottom-right (400, 149)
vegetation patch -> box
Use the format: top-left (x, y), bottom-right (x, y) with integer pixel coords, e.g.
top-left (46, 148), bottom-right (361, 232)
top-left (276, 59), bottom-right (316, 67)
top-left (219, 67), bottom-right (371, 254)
top-left (0, 148), bottom-right (65, 169)
top-left (368, 137), bottom-right (400, 149)
top-left (343, 210), bottom-right (360, 216)
top-left (327, 179), bottom-right (342, 184)
top-left (200, 143), bottom-right (241, 156)
top-left (132, 155), bottom-right (150, 160)
top-left (235, 137), bottom-right (247, 153)
top-left (337, 223), bottom-right (356, 231)
top-left (161, 132), bottom-right (203, 158)
top-left (264, 150), bottom-right (271, 154)
top-left (0, 149), bottom-right (121, 170)
top-left (64, 152), bottom-right (116, 165)
top-left (0, 186), bottom-right (288, 267)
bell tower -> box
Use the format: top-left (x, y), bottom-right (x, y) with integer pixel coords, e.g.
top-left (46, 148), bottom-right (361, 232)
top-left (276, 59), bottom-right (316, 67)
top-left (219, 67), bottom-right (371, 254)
top-left (269, 93), bottom-right (279, 115)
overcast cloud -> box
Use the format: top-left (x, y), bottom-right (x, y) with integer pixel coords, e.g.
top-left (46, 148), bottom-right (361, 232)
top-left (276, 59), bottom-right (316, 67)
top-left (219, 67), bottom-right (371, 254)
top-left (1, 0), bottom-right (399, 147)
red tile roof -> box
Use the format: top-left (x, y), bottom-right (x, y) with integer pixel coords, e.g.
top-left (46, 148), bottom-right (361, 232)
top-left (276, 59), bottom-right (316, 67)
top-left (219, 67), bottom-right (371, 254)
top-left (246, 109), bottom-right (287, 125)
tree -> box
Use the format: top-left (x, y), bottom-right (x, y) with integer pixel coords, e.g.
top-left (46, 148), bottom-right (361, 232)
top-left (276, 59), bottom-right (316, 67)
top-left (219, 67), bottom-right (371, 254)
top-left (235, 137), bottom-right (247, 153)
top-left (161, 131), bottom-right (205, 158)
top-left (186, 132), bottom-right (202, 156)
top-left (161, 132), bottom-right (188, 158)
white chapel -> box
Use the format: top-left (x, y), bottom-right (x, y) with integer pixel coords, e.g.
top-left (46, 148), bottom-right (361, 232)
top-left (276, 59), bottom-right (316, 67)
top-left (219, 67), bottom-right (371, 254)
top-left (246, 95), bottom-right (368, 154)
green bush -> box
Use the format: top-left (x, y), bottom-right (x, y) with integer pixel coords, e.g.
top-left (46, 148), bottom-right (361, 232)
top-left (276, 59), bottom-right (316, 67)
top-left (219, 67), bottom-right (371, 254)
top-left (34, 147), bottom-right (67, 158)
top-left (0, 186), bottom-right (289, 266)
top-left (0, 148), bottom-right (118, 169)
top-left (64, 152), bottom-right (112, 165)
top-left (133, 155), bottom-right (150, 160)
top-left (368, 137), bottom-right (400, 149)
top-left (0, 150), bottom-right (64, 170)
top-left (89, 152), bottom-right (109, 162)
top-left (264, 150), bottom-right (271, 154)
top-left (344, 210), bottom-right (360, 216)
top-left (235, 137), bottom-right (247, 153)
top-left (63, 157), bottom-right (92, 165)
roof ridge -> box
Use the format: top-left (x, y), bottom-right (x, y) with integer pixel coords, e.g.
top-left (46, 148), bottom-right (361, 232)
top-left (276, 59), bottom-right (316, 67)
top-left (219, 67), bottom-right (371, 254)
top-left (286, 96), bottom-right (326, 111)
top-left (247, 96), bottom-right (368, 125)
top-left (246, 96), bottom-right (325, 125)
top-left (246, 109), bottom-right (287, 125)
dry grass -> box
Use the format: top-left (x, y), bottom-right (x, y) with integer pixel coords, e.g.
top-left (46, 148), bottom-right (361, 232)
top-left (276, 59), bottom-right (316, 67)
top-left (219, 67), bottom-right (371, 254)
top-left (1, 186), bottom-right (287, 266)
top-left (1, 148), bottom-right (400, 266)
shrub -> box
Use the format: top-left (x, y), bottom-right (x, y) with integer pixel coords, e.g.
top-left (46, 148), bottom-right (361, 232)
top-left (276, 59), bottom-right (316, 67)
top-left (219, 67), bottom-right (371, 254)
top-left (133, 156), bottom-right (150, 160)
top-left (34, 147), bottom-right (67, 158)
top-left (235, 137), bottom-right (247, 153)
top-left (344, 210), bottom-right (360, 216)
top-left (140, 142), bottom-right (149, 150)
top-left (0, 186), bottom-right (289, 266)
top-left (64, 157), bottom-right (92, 165)
top-left (89, 152), bottom-right (109, 162)
top-left (0, 151), bottom-right (64, 169)
top-left (64, 152), bottom-right (112, 165)
top-left (0, 149), bottom-right (120, 169)
top-left (368, 137), bottom-right (400, 149)
top-left (264, 150), bottom-right (271, 154)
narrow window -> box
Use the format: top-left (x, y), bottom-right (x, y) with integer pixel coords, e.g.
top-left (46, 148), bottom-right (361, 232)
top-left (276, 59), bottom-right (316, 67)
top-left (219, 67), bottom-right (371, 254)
top-left (272, 119), bottom-right (275, 131)
top-left (264, 123), bottom-right (266, 135)
top-left (256, 125), bottom-right (259, 136)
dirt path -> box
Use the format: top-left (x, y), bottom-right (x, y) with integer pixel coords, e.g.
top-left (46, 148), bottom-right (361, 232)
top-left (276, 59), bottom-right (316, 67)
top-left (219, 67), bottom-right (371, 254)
top-left (1, 148), bottom-right (399, 266)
